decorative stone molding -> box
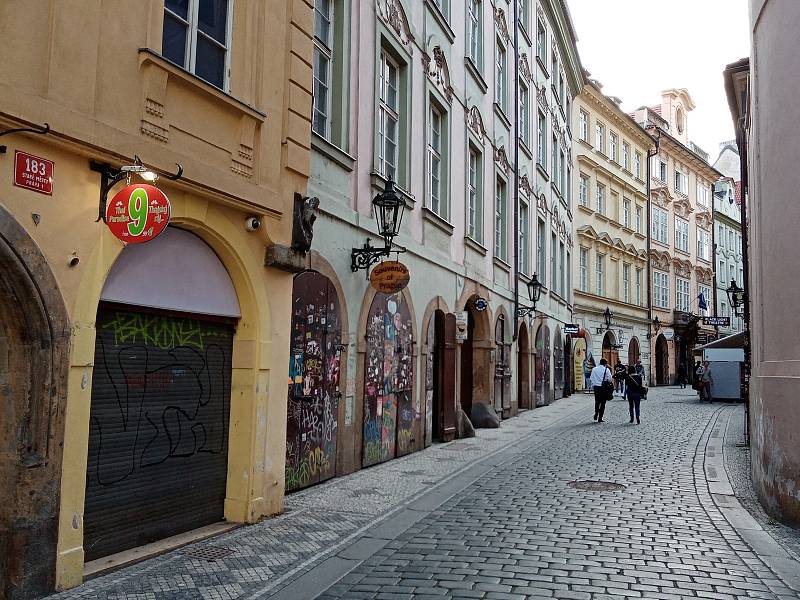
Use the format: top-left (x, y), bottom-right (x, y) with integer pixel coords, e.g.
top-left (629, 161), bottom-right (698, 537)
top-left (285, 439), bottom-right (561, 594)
top-left (494, 145), bottom-right (512, 173)
top-left (695, 210), bottom-right (713, 229)
top-left (672, 258), bottom-right (693, 278)
top-left (422, 46), bottom-right (454, 103)
top-left (494, 7), bottom-right (511, 44)
top-left (651, 188), bottom-right (672, 208)
top-left (673, 198), bottom-right (693, 217)
top-left (537, 193), bottom-right (549, 214)
top-left (520, 174), bottom-right (534, 198)
top-left (650, 249), bottom-right (672, 271)
top-left (519, 53), bottom-right (532, 84)
top-left (466, 105), bottom-right (487, 142)
top-left (695, 266), bottom-right (714, 284)
top-left (377, 0), bottom-right (414, 50)
top-left (537, 84), bottom-right (549, 111)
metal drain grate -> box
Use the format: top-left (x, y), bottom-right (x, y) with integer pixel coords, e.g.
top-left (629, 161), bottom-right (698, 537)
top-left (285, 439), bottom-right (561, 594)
top-left (401, 470), bottom-right (427, 476)
top-left (568, 480), bottom-right (626, 492)
top-left (181, 545), bottom-right (236, 561)
top-left (350, 487), bottom-right (378, 497)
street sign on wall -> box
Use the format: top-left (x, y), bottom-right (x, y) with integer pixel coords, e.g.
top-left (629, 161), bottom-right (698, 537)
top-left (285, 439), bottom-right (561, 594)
top-left (564, 324), bottom-right (580, 335)
top-left (703, 316), bottom-right (731, 327)
top-left (105, 184), bottom-right (171, 243)
top-left (662, 328), bottom-right (675, 340)
top-left (14, 150), bottom-right (54, 195)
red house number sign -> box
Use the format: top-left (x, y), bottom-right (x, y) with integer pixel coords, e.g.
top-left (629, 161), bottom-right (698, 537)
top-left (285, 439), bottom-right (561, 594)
top-left (105, 184), bottom-right (171, 243)
top-left (14, 151), bottom-right (54, 195)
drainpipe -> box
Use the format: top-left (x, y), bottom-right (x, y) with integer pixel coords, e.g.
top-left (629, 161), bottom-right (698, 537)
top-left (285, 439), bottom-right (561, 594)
top-left (512, 0), bottom-right (520, 343)
top-left (646, 127), bottom-right (661, 385)
top-left (736, 115), bottom-right (751, 445)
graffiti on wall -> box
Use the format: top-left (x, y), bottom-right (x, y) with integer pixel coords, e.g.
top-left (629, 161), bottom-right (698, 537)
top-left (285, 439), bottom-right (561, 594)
top-left (363, 292), bottom-right (414, 467)
top-left (285, 271), bottom-right (342, 491)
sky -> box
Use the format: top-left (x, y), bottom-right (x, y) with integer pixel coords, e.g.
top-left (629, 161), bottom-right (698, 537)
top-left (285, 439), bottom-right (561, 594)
top-left (566, 0), bottom-right (750, 160)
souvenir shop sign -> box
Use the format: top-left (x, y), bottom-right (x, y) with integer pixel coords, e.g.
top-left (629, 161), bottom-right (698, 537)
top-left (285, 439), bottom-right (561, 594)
top-left (14, 150), bottom-right (54, 195)
top-left (105, 184), bottom-right (171, 243)
top-left (370, 260), bottom-right (410, 293)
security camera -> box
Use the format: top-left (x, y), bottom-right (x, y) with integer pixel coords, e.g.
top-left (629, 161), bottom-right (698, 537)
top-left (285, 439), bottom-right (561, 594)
top-left (245, 216), bottom-right (261, 231)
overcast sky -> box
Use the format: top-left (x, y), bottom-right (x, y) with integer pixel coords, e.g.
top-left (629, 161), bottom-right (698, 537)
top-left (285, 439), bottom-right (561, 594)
top-left (567, 0), bottom-right (751, 160)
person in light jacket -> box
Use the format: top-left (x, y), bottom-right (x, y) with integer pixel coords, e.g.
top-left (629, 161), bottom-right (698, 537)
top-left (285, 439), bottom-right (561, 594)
top-left (590, 358), bottom-right (614, 422)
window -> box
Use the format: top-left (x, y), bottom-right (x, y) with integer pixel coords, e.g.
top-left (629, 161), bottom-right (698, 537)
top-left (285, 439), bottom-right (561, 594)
top-left (674, 170), bottom-right (688, 195)
top-left (519, 201), bottom-right (530, 274)
top-left (378, 50), bottom-right (400, 180)
top-left (596, 254), bottom-right (605, 295)
top-left (596, 183), bottom-right (605, 214)
top-left (676, 278), bottom-right (690, 312)
top-left (653, 271), bottom-right (669, 308)
top-left (595, 122), bottom-right (605, 153)
top-left (579, 109), bottom-right (589, 141)
top-left (566, 250), bottom-right (571, 301)
top-left (552, 135), bottom-right (558, 182)
top-left (163, 0), bottom-right (231, 89)
top-left (427, 104), bottom-right (443, 216)
top-left (312, 0), bottom-right (334, 137)
top-left (537, 111), bottom-right (546, 167)
top-left (721, 302), bottom-right (727, 317)
top-left (558, 72), bottom-right (565, 107)
top-left (675, 217), bottom-right (689, 252)
top-left (659, 159), bottom-right (667, 182)
top-left (566, 165), bottom-right (572, 205)
top-left (623, 198), bottom-right (631, 228)
top-left (635, 205), bottom-right (643, 234)
top-left (579, 247), bottom-right (588, 292)
top-left (432, 0), bottom-right (448, 18)
top-left (635, 268), bottom-right (642, 305)
top-left (495, 177), bottom-right (507, 260)
top-left (559, 149), bottom-right (565, 192)
top-left (609, 132), bottom-right (618, 162)
top-left (739, 267), bottom-right (743, 285)
top-left (697, 228), bottom-right (710, 260)
top-left (551, 233), bottom-right (558, 290)
top-left (622, 141), bottom-right (630, 171)
top-left (519, 81), bottom-right (530, 147)
top-left (495, 39), bottom-right (507, 112)
top-left (467, 0), bottom-right (482, 67)
top-left (467, 148), bottom-right (482, 241)
top-left (729, 264), bottom-right (736, 285)
top-left (579, 173), bottom-right (589, 206)
top-left (518, 0), bottom-right (530, 31)
top-left (537, 219), bottom-right (546, 280)
top-left (697, 182), bottom-right (710, 207)
top-left (536, 18), bottom-right (546, 63)
top-left (652, 207), bottom-right (668, 244)
top-left (623, 263), bottom-right (631, 303)
top-left (634, 151), bottom-right (642, 178)
top-left (551, 52), bottom-right (558, 90)
top-left (699, 285), bottom-right (712, 313)
top-left (559, 242), bottom-right (566, 296)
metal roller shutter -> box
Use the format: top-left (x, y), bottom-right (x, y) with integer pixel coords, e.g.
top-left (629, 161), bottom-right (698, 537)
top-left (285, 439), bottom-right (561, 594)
top-left (84, 307), bottom-right (233, 560)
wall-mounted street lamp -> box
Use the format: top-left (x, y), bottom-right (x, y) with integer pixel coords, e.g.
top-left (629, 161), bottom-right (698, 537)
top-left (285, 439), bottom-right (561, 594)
top-left (726, 279), bottom-right (746, 317)
top-left (351, 177), bottom-right (406, 272)
top-left (517, 273), bottom-right (543, 317)
top-left (603, 307), bottom-right (613, 330)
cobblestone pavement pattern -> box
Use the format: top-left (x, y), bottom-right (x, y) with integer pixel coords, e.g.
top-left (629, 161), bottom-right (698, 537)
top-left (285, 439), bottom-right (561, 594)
top-left (317, 390), bottom-right (800, 600)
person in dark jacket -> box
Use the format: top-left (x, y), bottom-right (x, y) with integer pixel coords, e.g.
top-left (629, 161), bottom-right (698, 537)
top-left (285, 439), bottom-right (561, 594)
top-left (676, 363), bottom-right (687, 389)
top-left (624, 365), bottom-right (645, 424)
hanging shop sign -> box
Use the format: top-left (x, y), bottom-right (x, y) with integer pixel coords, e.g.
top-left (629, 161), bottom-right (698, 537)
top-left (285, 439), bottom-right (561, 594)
top-left (454, 311), bottom-right (468, 342)
top-left (105, 184), bottom-right (171, 244)
top-left (703, 316), bottom-right (730, 327)
top-left (14, 150), bottom-right (54, 195)
top-left (662, 328), bottom-right (675, 340)
top-left (474, 297), bottom-right (488, 312)
top-left (563, 324), bottom-right (580, 335)
top-left (369, 260), bottom-right (410, 293)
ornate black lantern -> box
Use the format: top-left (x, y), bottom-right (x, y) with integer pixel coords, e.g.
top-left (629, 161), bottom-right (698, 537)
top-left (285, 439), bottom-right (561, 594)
top-left (517, 273), bottom-right (544, 317)
top-left (726, 279), bottom-right (746, 317)
top-left (351, 177), bottom-right (407, 272)
top-left (603, 307), bottom-right (613, 330)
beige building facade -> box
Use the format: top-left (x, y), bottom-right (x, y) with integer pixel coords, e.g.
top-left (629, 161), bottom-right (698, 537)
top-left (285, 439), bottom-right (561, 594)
top-left (0, 1), bottom-right (312, 596)
top-left (572, 80), bottom-right (651, 386)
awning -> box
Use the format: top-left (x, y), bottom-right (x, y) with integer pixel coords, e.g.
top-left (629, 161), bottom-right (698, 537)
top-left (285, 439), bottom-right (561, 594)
top-left (696, 331), bottom-right (745, 350)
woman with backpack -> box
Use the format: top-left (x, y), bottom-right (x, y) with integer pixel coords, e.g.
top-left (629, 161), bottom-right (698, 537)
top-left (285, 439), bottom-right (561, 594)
top-left (623, 364), bottom-right (646, 424)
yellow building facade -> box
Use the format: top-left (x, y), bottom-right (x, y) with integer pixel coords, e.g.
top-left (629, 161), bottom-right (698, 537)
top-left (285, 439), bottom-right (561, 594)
top-left (0, 1), bottom-right (312, 597)
top-left (572, 81), bottom-right (652, 386)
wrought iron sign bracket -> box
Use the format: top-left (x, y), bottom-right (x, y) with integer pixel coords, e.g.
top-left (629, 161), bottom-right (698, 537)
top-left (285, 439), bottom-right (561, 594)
top-left (350, 238), bottom-right (406, 274)
top-left (0, 122), bottom-right (50, 154)
top-left (516, 306), bottom-right (536, 318)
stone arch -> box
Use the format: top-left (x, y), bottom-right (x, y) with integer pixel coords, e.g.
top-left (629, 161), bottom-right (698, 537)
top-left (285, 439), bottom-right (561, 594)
top-left (602, 330), bottom-right (618, 365)
top-left (533, 320), bottom-right (551, 406)
top-left (455, 283), bottom-right (492, 420)
top-left (304, 250), bottom-right (351, 346)
top-left (554, 326), bottom-right (564, 399)
top-left (493, 308), bottom-right (512, 416)
top-left (420, 296), bottom-right (452, 446)
top-left (628, 337), bottom-right (641, 366)
top-left (0, 204), bottom-right (70, 599)
top-left (517, 321), bottom-right (532, 409)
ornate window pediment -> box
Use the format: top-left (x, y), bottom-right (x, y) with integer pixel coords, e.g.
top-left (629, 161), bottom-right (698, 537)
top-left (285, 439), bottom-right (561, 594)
top-left (520, 174), bottom-right (533, 198)
top-left (423, 46), bottom-right (454, 103)
top-left (649, 249), bottom-right (672, 270)
top-left (538, 193), bottom-right (549, 213)
top-left (494, 145), bottom-right (511, 173)
top-left (673, 198), bottom-right (693, 217)
top-left (495, 7), bottom-right (511, 43)
top-left (695, 266), bottom-right (714, 284)
top-left (377, 0), bottom-right (414, 50)
top-left (466, 105), bottom-right (487, 142)
top-left (519, 53), bottom-right (532, 84)
top-left (651, 189), bottom-right (672, 208)
top-left (672, 258), bottom-right (693, 278)
top-left (537, 85), bottom-right (549, 111)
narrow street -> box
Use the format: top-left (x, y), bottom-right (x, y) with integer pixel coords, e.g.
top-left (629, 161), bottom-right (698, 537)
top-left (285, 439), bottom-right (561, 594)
top-left (52, 389), bottom-right (800, 600)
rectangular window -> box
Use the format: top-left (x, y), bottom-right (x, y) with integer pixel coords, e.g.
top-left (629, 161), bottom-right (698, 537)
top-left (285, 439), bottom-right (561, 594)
top-left (467, 148), bottom-right (481, 241)
top-left (551, 234), bottom-right (558, 290)
top-left (428, 104), bottom-right (443, 216)
top-left (579, 109), bottom-right (589, 141)
top-left (634, 151), bottom-right (642, 178)
top-left (636, 268), bottom-right (642, 305)
top-left (653, 271), bottom-right (669, 309)
top-left (675, 170), bottom-right (688, 195)
top-left (559, 149), bottom-right (565, 192)
top-left (609, 132), bottom-right (618, 162)
top-left (520, 81), bottom-right (530, 147)
top-left (675, 217), bottom-right (689, 252)
top-left (659, 159), bottom-right (667, 182)
top-left (537, 219), bottom-right (546, 281)
top-left (378, 50), bottom-right (400, 180)
top-left (652, 207), bottom-right (668, 244)
top-left (163, 0), bottom-right (231, 89)
top-left (518, 0), bottom-right (530, 31)
top-left (623, 198), bottom-right (631, 228)
top-left (595, 122), bottom-right (605, 153)
top-left (635, 205), bottom-right (643, 234)
top-left (559, 242), bottom-right (566, 296)
top-left (312, 0), bottom-right (334, 137)
top-left (551, 51), bottom-right (558, 88)
top-left (536, 18), bottom-right (546, 63)
top-left (699, 285), bottom-right (712, 314)
top-left (622, 142), bottom-right (630, 171)
top-left (623, 263), bottom-right (630, 303)
top-left (537, 111), bottom-right (546, 167)
top-left (495, 177), bottom-right (507, 260)
top-left (676, 277), bottom-right (690, 312)
top-left (495, 39), bottom-right (507, 112)
top-left (697, 182), bottom-right (710, 207)
top-left (579, 173), bottom-right (589, 206)
top-left (596, 183), bottom-right (605, 214)
top-left (519, 202), bottom-right (530, 274)
top-left (566, 165), bottom-right (572, 206)
top-left (467, 0), bottom-right (482, 67)
top-left (697, 228), bottom-right (710, 260)
top-left (552, 135), bottom-right (558, 182)
top-left (596, 254), bottom-right (605, 295)
top-left (579, 247), bottom-right (588, 292)
top-left (566, 250), bottom-right (571, 301)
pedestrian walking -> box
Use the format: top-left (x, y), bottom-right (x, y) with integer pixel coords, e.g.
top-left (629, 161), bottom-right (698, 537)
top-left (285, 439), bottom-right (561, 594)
top-left (676, 363), bottom-right (687, 389)
top-left (635, 360), bottom-right (645, 385)
top-left (699, 361), bottom-right (714, 402)
top-left (623, 365), bottom-right (645, 424)
top-left (590, 358), bottom-right (614, 422)
top-left (613, 361), bottom-right (626, 397)
top-left (692, 360), bottom-right (702, 391)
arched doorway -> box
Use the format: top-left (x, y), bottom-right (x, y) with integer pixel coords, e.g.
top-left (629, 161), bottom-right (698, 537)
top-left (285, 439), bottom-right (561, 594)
top-left (553, 328), bottom-right (564, 400)
top-left (362, 291), bottom-right (414, 467)
top-left (656, 334), bottom-right (669, 385)
top-left (459, 296), bottom-right (491, 420)
top-left (602, 331), bottom-right (619, 366)
top-left (85, 228), bottom-right (241, 560)
top-left (563, 333), bottom-right (573, 397)
top-left (285, 270), bottom-right (342, 491)
top-left (534, 324), bottom-right (551, 406)
top-left (424, 310), bottom-right (457, 445)
top-left (494, 315), bottom-right (511, 417)
top-left (628, 337), bottom-right (640, 367)
top-left (517, 322), bottom-right (532, 409)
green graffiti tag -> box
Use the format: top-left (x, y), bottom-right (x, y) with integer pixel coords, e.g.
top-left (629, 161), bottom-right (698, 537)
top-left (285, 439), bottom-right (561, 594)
top-left (102, 313), bottom-right (219, 350)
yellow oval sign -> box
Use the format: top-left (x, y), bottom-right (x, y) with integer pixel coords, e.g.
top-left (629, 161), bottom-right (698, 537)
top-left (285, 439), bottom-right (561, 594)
top-left (370, 260), bottom-right (411, 294)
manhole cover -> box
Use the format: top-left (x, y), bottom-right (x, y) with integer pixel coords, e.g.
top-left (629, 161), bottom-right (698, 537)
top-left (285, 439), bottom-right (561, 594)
top-left (351, 487), bottom-right (378, 497)
top-left (181, 545), bottom-right (235, 561)
top-left (568, 480), bottom-right (626, 492)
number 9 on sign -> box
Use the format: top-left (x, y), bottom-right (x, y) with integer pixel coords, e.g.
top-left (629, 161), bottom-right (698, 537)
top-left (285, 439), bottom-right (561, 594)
top-left (105, 183), bottom-right (171, 244)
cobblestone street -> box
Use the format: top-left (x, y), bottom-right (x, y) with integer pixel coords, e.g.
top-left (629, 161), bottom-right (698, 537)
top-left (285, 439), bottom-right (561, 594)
top-left (51, 388), bottom-right (800, 600)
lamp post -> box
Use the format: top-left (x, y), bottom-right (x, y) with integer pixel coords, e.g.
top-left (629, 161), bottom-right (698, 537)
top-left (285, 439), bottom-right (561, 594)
top-left (726, 279), bottom-right (746, 317)
top-left (351, 177), bottom-right (407, 272)
top-left (517, 274), bottom-right (543, 318)
top-left (603, 307), bottom-right (613, 330)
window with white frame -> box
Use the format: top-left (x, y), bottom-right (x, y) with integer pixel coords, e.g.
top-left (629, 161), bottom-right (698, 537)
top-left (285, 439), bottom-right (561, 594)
top-left (566, 250), bottom-right (571, 300)
top-left (622, 141), bottom-right (630, 171)
top-left (699, 285), bottom-right (712, 313)
top-left (635, 205), bottom-right (643, 234)
top-left (559, 149), bottom-right (565, 192)
top-left (551, 134), bottom-right (558, 182)
top-left (623, 198), bottom-right (631, 228)
top-left (697, 228), bottom-right (711, 260)
top-left (595, 122), bottom-right (605, 153)
top-left (674, 169), bottom-right (688, 195)
top-left (636, 268), bottom-right (642, 305)
top-left (378, 50), bottom-right (400, 180)
top-left (676, 277), bottom-right (690, 312)
top-left (653, 271), bottom-right (669, 308)
top-left (609, 132), bottom-right (618, 162)
top-left (652, 207), bottom-right (668, 244)
top-left (467, 147), bottom-right (482, 242)
top-left (495, 39), bottom-right (507, 113)
top-left (163, 0), bottom-right (232, 89)
top-left (634, 151), bottom-right (642, 179)
top-left (537, 218), bottom-right (546, 281)
top-left (559, 242), bottom-right (566, 296)
top-left (697, 182), bottom-right (710, 207)
top-left (432, 0), bottom-right (448, 19)
top-left (551, 233), bottom-right (558, 290)
top-left (659, 159), bottom-right (667, 182)
top-left (519, 201), bottom-right (529, 274)
top-left (558, 72), bottom-right (565, 106)
top-left (536, 18), bottom-right (546, 63)
top-left (518, 0), bottom-right (530, 31)
top-left (519, 81), bottom-right (530, 147)
top-left (623, 263), bottom-right (631, 303)
top-left (312, 0), bottom-right (334, 137)
top-left (675, 217), bottom-right (689, 252)
top-left (579, 109), bottom-right (589, 141)
top-left (579, 173), bottom-right (589, 206)
top-left (566, 165), bottom-right (572, 205)
top-left (537, 111), bottom-right (546, 167)
top-left (596, 253), bottom-right (605, 295)
top-left (579, 247), bottom-right (588, 291)
top-left (467, 0), bottom-right (482, 68)
top-left (495, 177), bottom-right (507, 260)
top-left (596, 183), bottom-right (606, 214)
top-left (729, 264), bottom-right (736, 286)
top-left (427, 104), bottom-right (443, 216)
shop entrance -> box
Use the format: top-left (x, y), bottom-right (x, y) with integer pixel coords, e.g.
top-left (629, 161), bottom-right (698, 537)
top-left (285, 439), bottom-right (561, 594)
top-left (656, 334), bottom-right (669, 385)
top-left (424, 310), bottom-right (456, 445)
top-left (534, 324), bottom-right (551, 406)
top-left (553, 328), bottom-right (564, 400)
top-left (517, 323), bottom-right (532, 409)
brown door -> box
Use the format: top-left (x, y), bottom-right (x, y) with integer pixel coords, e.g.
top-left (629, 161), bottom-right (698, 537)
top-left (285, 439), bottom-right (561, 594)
top-left (442, 313), bottom-right (457, 441)
top-left (460, 311), bottom-right (474, 415)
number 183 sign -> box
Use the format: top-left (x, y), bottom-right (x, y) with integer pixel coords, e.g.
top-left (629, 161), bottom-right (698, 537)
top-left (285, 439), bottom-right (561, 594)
top-left (105, 184), bottom-right (171, 243)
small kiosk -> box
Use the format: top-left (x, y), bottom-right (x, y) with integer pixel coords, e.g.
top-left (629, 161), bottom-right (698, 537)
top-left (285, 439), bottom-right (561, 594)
top-left (696, 332), bottom-right (745, 401)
